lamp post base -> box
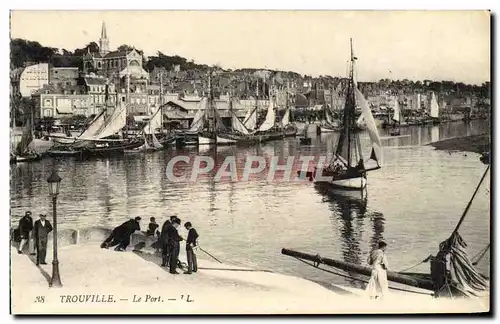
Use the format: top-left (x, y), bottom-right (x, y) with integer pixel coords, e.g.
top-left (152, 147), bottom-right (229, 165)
top-left (49, 260), bottom-right (63, 287)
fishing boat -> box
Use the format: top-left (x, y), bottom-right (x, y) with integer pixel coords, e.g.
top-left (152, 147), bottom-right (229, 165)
top-left (320, 106), bottom-right (341, 133)
top-left (298, 39), bottom-right (383, 190)
top-left (49, 83), bottom-right (142, 157)
top-left (283, 166), bottom-right (490, 299)
top-left (10, 103), bottom-right (43, 164)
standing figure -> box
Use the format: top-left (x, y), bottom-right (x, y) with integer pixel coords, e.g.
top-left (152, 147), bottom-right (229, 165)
top-left (365, 241), bottom-right (389, 299)
top-left (160, 216), bottom-right (177, 267)
top-left (168, 218), bottom-right (183, 274)
top-left (33, 214), bottom-right (53, 265)
top-left (184, 222), bottom-right (199, 274)
top-left (101, 217), bottom-right (141, 251)
top-left (17, 211), bottom-right (34, 255)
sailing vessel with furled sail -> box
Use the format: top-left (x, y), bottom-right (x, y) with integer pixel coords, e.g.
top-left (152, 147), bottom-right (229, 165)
top-left (11, 103), bottom-right (42, 164)
top-left (197, 74), bottom-right (237, 146)
top-left (47, 82), bottom-right (143, 157)
top-left (300, 39), bottom-right (383, 190)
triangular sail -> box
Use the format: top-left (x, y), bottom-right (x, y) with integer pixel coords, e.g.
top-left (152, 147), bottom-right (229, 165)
top-left (430, 92), bottom-right (439, 118)
top-left (281, 108), bottom-right (290, 127)
top-left (152, 132), bottom-right (163, 149)
top-left (243, 108), bottom-right (257, 130)
top-left (354, 87), bottom-right (383, 165)
top-left (77, 111), bottom-right (107, 140)
top-left (94, 103), bottom-right (127, 139)
top-left (231, 112), bottom-right (250, 135)
top-left (144, 107), bottom-right (162, 135)
top-left (392, 97), bottom-right (401, 123)
top-left (258, 100), bottom-right (276, 132)
top-left (188, 98), bottom-right (207, 132)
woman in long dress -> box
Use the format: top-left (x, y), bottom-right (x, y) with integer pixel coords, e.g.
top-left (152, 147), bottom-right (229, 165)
top-left (366, 241), bottom-right (389, 299)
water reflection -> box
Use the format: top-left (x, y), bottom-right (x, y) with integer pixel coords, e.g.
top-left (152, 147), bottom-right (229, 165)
top-left (314, 183), bottom-right (386, 288)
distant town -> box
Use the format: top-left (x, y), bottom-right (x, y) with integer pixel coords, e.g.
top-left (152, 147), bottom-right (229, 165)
top-left (10, 21), bottom-right (491, 129)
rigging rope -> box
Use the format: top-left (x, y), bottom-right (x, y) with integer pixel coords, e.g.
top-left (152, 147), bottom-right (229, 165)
top-left (472, 243), bottom-right (490, 266)
top-left (293, 257), bottom-right (433, 297)
top-left (452, 165), bottom-right (490, 235)
top-left (397, 255), bottom-right (432, 273)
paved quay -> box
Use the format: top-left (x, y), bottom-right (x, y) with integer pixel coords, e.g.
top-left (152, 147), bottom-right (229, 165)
top-left (11, 241), bottom-right (489, 314)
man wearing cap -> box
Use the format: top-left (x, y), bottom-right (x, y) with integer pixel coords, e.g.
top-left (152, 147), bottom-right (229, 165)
top-left (17, 211), bottom-right (34, 255)
top-left (168, 218), bottom-right (184, 274)
top-left (160, 216), bottom-right (178, 267)
top-left (33, 213), bottom-right (53, 265)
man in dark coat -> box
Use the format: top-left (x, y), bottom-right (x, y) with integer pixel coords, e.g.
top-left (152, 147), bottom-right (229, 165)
top-left (17, 211), bottom-right (34, 254)
top-left (168, 218), bottom-right (183, 274)
top-left (100, 217), bottom-right (141, 251)
top-left (33, 214), bottom-right (52, 265)
top-left (160, 216), bottom-right (178, 267)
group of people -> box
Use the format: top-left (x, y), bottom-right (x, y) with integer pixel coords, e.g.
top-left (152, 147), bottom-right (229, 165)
top-left (100, 215), bottom-right (199, 275)
top-left (13, 211), bottom-right (53, 266)
top-left (158, 216), bottom-right (199, 275)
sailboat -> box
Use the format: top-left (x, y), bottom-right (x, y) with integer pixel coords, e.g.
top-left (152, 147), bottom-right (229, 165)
top-left (280, 86), bottom-right (298, 137)
top-left (197, 74), bottom-right (237, 146)
top-left (427, 92), bottom-right (441, 125)
top-left (320, 105), bottom-right (341, 133)
top-left (389, 96), bottom-right (402, 136)
top-left (11, 101), bottom-right (42, 164)
top-left (48, 84), bottom-right (143, 157)
top-left (124, 110), bottom-right (164, 153)
top-left (300, 39), bottom-right (383, 190)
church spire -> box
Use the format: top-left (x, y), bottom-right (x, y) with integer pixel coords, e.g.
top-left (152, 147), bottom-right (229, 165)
top-left (99, 21), bottom-right (110, 56)
top-left (101, 21), bottom-right (107, 39)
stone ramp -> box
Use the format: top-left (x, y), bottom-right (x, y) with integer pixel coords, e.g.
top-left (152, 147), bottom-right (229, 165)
top-left (11, 243), bottom-right (489, 314)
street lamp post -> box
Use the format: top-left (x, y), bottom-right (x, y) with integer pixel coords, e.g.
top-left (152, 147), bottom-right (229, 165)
top-left (47, 170), bottom-right (62, 287)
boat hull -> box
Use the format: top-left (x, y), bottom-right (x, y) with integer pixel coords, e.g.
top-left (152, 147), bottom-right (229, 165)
top-left (320, 125), bottom-right (338, 133)
top-left (216, 136), bottom-right (237, 146)
top-left (198, 135), bottom-right (216, 146)
top-left (320, 177), bottom-right (367, 190)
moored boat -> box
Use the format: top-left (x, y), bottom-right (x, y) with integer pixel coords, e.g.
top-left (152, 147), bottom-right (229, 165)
top-left (299, 39), bottom-right (383, 190)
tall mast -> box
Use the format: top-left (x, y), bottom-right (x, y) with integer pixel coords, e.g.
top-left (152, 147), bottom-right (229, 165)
top-left (208, 73), bottom-right (216, 135)
top-left (159, 72), bottom-right (163, 133)
top-left (345, 38), bottom-right (356, 166)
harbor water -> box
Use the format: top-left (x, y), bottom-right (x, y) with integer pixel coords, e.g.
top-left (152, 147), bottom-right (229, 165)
top-left (10, 120), bottom-right (490, 288)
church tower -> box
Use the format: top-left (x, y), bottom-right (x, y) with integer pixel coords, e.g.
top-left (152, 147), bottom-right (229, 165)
top-left (99, 21), bottom-right (110, 56)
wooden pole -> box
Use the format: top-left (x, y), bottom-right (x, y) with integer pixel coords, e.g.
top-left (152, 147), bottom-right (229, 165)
top-left (281, 248), bottom-right (434, 291)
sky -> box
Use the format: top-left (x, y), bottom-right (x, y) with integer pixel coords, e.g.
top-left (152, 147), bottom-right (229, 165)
top-left (10, 10), bottom-right (491, 84)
